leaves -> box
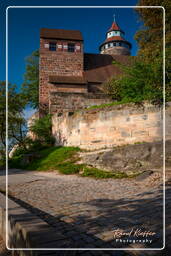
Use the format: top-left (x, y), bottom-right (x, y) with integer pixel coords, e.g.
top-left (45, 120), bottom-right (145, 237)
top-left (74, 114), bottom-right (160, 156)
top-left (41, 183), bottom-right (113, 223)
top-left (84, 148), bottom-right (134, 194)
top-left (0, 81), bottom-right (27, 157)
top-left (104, 0), bottom-right (170, 103)
top-left (21, 50), bottom-right (39, 109)
top-left (29, 114), bottom-right (55, 146)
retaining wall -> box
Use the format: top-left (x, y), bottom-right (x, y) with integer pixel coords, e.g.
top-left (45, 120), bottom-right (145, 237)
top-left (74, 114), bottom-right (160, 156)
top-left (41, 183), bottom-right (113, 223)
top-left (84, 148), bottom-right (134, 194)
top-left (52, 102), bottom-right (171, 150)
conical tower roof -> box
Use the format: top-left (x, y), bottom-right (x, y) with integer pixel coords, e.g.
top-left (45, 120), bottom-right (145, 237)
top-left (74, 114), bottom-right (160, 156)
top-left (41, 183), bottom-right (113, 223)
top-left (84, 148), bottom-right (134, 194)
top-left (108, 21), bottom-right (121, 32)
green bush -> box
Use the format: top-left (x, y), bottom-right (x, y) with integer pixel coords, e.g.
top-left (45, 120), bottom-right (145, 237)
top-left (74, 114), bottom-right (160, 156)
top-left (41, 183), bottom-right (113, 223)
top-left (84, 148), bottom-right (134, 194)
top-left (29, 114), bottom-right (55, 146)
top-left (104, 60), bottom-right (164, 105)
top-left (12, 146), bottom-right (28, 158)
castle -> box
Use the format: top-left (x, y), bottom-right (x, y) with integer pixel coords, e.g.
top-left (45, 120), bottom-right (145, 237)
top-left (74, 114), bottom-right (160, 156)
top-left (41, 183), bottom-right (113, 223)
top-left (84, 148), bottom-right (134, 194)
top-left (37, 18), bottom-right (169, 150)
top-left (39, 18), bottom-right (132, 114)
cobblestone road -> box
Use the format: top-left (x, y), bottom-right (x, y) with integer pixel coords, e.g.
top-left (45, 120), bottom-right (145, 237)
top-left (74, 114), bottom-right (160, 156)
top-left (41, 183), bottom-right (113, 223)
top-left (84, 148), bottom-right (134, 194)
top-left (0, 168), bottom-right (170, 255)
top-left (0, 236), bottom-right (11, 256)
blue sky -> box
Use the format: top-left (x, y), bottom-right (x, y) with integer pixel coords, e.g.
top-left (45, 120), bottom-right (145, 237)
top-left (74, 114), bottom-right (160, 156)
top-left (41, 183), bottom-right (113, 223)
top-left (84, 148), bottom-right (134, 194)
top-left (1, 0), bottom-right (141, 117)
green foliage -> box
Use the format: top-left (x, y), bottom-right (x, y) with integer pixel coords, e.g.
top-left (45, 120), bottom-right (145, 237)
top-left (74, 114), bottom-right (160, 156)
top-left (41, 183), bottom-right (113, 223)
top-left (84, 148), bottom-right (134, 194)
top-left (103, 76), bottom-right (122, 101)
top-left (135, 0), bottom-right (171, 98)
top-left (9, 154), bottom-right (23, 169)
top-left (81, 167), bottom-right (129, 179)
top-left (57, 162), bottom-right (83, 174)
top-left (22, 146), bottom-right (80, 171)
top-left (0, 81), bottom-right (27, 158)
top-left (104, 60), bottom-right (163, 104)
top-left (29, 114), bottom-right (55, 146)
top-left (104, 1), bottom-right (171, 103)
top-left (21, 50), bottom-right (39, 109)
top-left (86, 100), bottom-right (128, 110)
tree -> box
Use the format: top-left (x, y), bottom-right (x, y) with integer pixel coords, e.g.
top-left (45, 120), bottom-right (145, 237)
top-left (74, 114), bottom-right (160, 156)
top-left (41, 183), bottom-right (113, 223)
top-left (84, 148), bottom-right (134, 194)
top-left (0, 81), bottom-right (27, 160)
top-left (104, 1), bottom-right (171, 103)
top-left (21, 50), bottom-right (39, 109)
top-left (103, 60), bottom-right (163, 104)
top-left (135, 0), bottom-right (171, 96)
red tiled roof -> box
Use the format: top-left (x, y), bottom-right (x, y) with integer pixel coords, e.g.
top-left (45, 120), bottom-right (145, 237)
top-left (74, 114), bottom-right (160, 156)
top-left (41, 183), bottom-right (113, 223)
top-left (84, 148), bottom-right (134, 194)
top-left (84, 64), bottom-right (122, 83)
top-left (84, 53), bottom-right (132, 70)
top-left (105, 36), bottom-right (126, 42)
top-left (100, 36), bottom-right (132, 49)
top-left (84, 53), bottom-right (114, 70)
top-left (40, 28), bottom-right (83, 41)
top-left (49, 76), bottom-right (86, 84)
top-left (84, 55), bottom-right (134, 83)
top-left (108, 22), bottom-right (121, 32)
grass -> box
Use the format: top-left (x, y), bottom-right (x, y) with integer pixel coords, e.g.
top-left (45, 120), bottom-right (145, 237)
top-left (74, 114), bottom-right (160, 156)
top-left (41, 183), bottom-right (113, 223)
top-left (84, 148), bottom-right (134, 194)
top-left (9, 146), bottom-right (80, 171)
top-left (86, 99), bottom-right (142, 110)
top-left (81, 167), bottom-right (139, 179)
top-left (9, 146), bottom-right (141, 179)
top-left (56, 162), bottom-right (84, 174)
top-left (86, 101), bottom-right (123, 110)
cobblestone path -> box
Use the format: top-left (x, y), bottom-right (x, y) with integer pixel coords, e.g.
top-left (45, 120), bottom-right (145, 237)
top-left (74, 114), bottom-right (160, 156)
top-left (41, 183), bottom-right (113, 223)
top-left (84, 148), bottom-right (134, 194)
top-left (0, 168), bottom-right (170, 255)
top-left (0, 236), bottom-right (11, 256)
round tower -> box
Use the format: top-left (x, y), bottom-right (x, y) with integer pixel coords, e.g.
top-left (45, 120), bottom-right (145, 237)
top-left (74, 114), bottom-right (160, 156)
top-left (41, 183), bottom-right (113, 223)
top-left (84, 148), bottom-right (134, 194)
top-left (99, 16), bottom-right (132, 56)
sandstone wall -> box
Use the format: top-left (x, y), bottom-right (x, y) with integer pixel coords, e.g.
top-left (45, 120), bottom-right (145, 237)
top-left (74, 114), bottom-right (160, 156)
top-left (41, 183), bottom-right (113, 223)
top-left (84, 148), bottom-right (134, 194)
top-left (49, 92), bottom-right (113, 114)
top-left (52, 102), bottom-right (171, 150)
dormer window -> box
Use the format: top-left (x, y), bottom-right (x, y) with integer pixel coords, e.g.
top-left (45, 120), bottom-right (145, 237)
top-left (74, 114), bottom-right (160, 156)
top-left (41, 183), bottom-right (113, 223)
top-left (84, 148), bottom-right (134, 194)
top-left (49, 42), bottom-right (56, 51)
top-left (68, 43), bottom-right (75, 52)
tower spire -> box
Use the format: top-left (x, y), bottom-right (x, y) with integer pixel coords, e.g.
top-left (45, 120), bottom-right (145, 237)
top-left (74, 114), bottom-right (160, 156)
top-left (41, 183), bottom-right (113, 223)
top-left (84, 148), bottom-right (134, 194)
top-left (113, 14), bottom-right (116, 23)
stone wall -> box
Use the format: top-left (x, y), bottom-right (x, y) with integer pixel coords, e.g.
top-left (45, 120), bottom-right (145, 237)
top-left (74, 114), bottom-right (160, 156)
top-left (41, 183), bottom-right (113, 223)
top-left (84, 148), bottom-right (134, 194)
top-left (52, 102), bottom-right (171, 150)
top-left (39, 38), bottom-right (84, 111)
top-left (101, 46), bottom-right (130, 56)
top-left (49, 92), bottom-right (113, 114)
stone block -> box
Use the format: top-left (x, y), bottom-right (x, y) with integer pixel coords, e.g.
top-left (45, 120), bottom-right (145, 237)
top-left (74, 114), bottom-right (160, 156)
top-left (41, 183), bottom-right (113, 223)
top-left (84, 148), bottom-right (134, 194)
top-left (131, 130), bottom-right (149, 137)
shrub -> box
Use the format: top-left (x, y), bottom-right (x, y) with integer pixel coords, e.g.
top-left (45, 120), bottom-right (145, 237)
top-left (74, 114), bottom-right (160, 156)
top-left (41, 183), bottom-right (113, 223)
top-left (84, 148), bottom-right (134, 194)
top-left (29, 114), bottom-right (55, 146)
top-left (103, 60), bottom-right (164, 105)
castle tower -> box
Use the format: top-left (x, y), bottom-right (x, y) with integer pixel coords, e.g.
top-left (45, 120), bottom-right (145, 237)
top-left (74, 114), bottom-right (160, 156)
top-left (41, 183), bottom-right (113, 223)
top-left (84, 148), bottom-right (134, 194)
top-left (39, 28), bottom-right (85, 113)
top-left (99, 16), bottom-right (132, 56)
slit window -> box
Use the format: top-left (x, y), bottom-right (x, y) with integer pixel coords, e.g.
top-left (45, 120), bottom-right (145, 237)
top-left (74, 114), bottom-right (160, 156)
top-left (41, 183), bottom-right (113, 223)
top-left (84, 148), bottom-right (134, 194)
top-left (68, 43), bottom-right (75, 52)
top-left (49, 43), bottom-right (56, 51)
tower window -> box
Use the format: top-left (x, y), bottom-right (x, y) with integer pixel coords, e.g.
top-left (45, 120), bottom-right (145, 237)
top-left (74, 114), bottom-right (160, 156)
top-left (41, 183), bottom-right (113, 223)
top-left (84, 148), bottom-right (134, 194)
top-left (68, 43), bottom-right (75, 52)
top-left (49, 42), bottom-right (56, 51)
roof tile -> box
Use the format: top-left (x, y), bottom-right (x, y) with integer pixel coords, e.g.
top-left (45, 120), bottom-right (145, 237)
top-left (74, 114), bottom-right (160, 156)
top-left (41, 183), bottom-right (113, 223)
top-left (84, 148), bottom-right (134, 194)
top-left (49, 76), bottom-right (86, 84)
top-left (40, 28), bottom-right (83, 41)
